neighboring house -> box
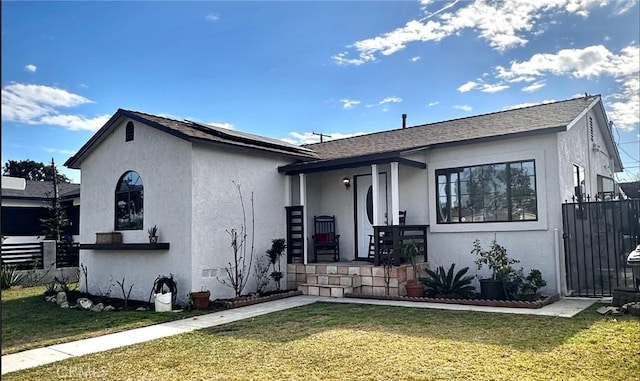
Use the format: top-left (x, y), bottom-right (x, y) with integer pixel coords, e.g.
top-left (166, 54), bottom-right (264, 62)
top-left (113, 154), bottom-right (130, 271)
top-left (620, 181), bottom-right (639, 199)
top-left (1, 176), bottom-right (80, 243)
top-left (65, 94), bottom-right (626, 302)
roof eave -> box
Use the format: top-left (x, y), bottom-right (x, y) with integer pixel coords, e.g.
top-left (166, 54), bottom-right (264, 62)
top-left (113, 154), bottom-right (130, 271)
top-left (278, 150), bottom-right (427, 175)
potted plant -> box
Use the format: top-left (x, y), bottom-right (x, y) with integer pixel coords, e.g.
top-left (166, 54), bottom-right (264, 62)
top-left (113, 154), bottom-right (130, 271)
top-left (402, 242), bottom-right (424, 297)
top-left (189, 289), bottom-right (211, 310)
top-left (519, 269), bottom-right (547, 301)
top-left (266, 238), bottom-right (286, 291)
top-left (147, 225), bottom-right (158, 244)
top-left (471, 237), bottom-right (519, 300)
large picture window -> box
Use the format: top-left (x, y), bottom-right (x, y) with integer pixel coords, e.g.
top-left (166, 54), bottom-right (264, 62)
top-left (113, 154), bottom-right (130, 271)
top-left (115, 171), bottom-right (143, 230)
top-left (436, 160), bottom-right (537, 223)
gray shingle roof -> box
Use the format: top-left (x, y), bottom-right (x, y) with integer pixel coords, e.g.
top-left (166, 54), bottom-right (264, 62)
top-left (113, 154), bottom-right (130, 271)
top-left (2, 181), bottom-right (80, 200)
top-left (66, 109), bottom-right (319, 169)
top-left (305, 95), bottom-right (600, 160)
top-left (124, 110), bottom-right (318, 159)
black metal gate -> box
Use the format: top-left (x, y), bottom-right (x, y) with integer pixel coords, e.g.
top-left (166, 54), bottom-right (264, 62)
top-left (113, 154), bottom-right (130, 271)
top-left (562, 199), bottom-right (640, 296)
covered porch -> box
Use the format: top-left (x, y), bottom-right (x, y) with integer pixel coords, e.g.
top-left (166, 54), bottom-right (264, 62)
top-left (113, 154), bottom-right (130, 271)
top-left (279, 152), bottom-right (430, 296)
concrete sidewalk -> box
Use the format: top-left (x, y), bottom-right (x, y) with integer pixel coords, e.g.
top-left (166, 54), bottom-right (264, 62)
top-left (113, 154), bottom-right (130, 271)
top-left (1, 296), bottom-right (595, 375)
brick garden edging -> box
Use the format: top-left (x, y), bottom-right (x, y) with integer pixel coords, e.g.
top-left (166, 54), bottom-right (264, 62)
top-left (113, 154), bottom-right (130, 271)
top-left (344, 293), bottom-right (561, 309)
top-left (216, 290), bottom-right (302, 309)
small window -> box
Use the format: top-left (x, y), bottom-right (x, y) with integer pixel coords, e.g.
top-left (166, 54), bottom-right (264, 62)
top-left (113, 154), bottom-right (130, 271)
top-left (115, 171), bottom-right (143, 230)
top-left (125, 121), bottom-right (134, 142)
top-left (597, 175), bottom-right (615, 200)
top-left (573, 164), bottom-right (585, 201)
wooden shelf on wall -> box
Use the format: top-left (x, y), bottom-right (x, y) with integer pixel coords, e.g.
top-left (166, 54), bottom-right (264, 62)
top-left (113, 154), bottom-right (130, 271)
top-left (79, 243), bottom-right (170, 251)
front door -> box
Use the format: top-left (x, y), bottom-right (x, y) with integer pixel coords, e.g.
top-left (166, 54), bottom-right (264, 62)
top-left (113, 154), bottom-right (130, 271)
top-left (354, 173), bottom-right (388, 259)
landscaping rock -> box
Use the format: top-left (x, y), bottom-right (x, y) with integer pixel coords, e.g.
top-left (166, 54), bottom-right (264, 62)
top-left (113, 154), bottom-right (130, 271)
top-left (56, 292), bottom-right (67, 306)
top-left (103, 305), bottom-right (116, 312)
top-left (59, 301), bottom-right (70, 309)
top-left (90, 303), bottom-right (104, 312)
top-left (77, 298), bottom-right (94, 310)
top-left (136, 307), bottom-right (147, 311)
top-left (46, 295), bottom-right (56, 303)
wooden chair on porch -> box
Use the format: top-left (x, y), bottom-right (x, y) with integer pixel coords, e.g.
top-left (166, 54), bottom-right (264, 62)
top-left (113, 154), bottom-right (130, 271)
top-left (312, 215), bottom-right (340, 262)
top-left (368, 210), bottom-right (406, 260)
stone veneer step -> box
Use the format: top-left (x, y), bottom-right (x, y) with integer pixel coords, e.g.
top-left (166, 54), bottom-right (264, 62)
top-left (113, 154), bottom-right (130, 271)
top-left (298, 283), bottom-right (362, 298)
top-left (304, 273), bottom-right (362, 288)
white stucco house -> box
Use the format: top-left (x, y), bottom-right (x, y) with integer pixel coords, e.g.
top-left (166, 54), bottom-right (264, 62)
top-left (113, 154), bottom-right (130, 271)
top-left (65, 94), bottom-right (625, 303)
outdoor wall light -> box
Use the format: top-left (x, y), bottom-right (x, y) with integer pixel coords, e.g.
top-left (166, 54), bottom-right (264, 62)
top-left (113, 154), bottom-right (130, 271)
top-left (342, 177), bottom-right (351, 189)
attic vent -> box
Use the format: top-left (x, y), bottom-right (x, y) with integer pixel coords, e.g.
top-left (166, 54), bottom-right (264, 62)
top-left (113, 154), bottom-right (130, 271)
top-left (126, 121), bottom-right (134, 142)
top-left (589, 117), bottom-right (593, 142)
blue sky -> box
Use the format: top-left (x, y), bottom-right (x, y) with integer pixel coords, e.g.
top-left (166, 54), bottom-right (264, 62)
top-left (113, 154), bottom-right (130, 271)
top-left (2, 0), bottom-right (639, 184)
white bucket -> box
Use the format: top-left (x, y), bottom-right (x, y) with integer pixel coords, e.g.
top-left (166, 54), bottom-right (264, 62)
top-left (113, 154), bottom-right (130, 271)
top-left (154, 292), bottom-right (172, 312)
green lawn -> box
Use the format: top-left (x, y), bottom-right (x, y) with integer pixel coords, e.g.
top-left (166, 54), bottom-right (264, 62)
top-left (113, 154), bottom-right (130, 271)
top-left (4, 301), bottom-right (638, 380)
top-left (1, 285), bottom-right (211, 355)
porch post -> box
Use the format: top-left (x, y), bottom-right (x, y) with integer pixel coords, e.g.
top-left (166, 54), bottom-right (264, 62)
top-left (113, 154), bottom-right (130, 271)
top-left (371, 164), bottom-right (380, 225)
top-left (390, 161), bottom-right (400, 225)
top-left (284, 175), bottom-right (291, 206)
top-left (299, 173), bottom-right (308, 265)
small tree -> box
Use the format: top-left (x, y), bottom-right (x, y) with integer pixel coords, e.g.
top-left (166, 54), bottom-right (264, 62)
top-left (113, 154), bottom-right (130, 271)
top-left (266, 238), bottom-right (286, 291)
top-left (40, 158), bottom-right (69, 241)
top-left (218, 182), bottom-right (255, 297)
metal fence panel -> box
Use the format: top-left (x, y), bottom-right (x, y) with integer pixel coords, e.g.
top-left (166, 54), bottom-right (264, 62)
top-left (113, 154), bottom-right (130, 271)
top-left (562, 199), bottom-right (640, 296)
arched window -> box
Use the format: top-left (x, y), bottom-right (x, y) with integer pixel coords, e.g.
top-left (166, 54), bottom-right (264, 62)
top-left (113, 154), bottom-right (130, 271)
top-left (115, 171), bottom-right (143, 230)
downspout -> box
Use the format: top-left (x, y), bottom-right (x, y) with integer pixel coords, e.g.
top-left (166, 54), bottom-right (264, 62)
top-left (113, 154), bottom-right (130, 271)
top-left (553, 228), bottom-right (566, 296)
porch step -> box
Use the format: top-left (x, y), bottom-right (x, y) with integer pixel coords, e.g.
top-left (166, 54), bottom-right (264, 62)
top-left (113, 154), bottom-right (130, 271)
top-left (298, 274), bottom-right (362, 297)
top-left (298, 283), bottom-right (361, 298)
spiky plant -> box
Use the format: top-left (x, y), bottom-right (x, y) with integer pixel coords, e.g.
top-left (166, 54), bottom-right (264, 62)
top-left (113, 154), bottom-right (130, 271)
top-left (419, 263), bottom-right (475, 298)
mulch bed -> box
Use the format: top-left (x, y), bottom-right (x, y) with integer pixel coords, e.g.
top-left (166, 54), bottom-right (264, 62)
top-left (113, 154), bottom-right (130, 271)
top-left (215, 290), bottom-right (302, 309)
top-left (344, 293), bottom-right (561, 309)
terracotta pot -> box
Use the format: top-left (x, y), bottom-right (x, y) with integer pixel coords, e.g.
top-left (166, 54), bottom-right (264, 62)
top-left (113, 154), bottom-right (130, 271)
top-left (190, 291), bottom-right (211, 310)
top-left (405, 281), bottom-right (424, 297)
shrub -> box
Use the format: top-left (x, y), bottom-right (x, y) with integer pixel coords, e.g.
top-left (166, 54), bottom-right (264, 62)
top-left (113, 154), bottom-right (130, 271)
top-left (419, 263), bottom-right (475, 298)
top-left (1, 264), bottom-right (25, 289)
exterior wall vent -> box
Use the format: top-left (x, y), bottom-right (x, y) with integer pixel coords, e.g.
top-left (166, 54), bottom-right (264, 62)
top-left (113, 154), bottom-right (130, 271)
top-left (126, 121), bottom-right (134, 142)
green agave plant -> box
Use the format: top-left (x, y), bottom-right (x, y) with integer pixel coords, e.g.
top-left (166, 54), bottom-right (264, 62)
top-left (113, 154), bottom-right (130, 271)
top-left (419, 263), bottom-right (475, 298)
top-left (1, 264), bottom-right (25, 289)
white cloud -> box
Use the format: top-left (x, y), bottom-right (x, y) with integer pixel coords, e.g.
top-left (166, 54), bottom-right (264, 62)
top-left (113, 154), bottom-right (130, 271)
top-left (1, 83), bottom-right (109, 131)
top-left (205, 13), bottom-right (220, 22)
top-left (340, 99), bottom-right (361, 109)
top-left (453, 105), bottom-right (472, 112)
top-left (457, 80), bottom-right (508, 93)
top-left (409, 56), bottom-right (421, 62)
top-left (497, 45), bottom-right (639, 80)
top-left (332, 0), bottom-right (616, 65)
top-left (427, 101), bottom-right (439, 106)
top-left (457, 81), bottom-right (478, 92)
top-left (379, 96), bottom-right (403, 104)
top-left (282, 131), bottom-right (368, 145)
top-left (496, 44), bottom-right (639, 130)
top-left (206, 122), bottom-right (234, 130)
top-left (521, 81), bottom-right (546, 92)
top-left (480, 83), bottom-right (509, 93)
top-left (43, 147), bottom-right (77, 155)
top-left (502, 99), bottom-right (556, 110)
top-left (24, 64), bottom-right (37, 73)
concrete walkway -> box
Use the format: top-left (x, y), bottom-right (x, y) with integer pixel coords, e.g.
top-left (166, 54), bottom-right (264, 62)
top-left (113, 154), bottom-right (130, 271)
top-left (1, 296), bottom-right (595, 375)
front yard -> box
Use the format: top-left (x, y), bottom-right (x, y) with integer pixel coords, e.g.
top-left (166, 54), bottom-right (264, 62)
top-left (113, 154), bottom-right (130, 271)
top-left (1, 285), bottom-right (211, 355)
top-left (3, 296), bottom-right (638, 380)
